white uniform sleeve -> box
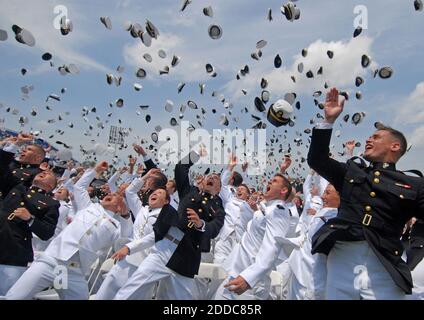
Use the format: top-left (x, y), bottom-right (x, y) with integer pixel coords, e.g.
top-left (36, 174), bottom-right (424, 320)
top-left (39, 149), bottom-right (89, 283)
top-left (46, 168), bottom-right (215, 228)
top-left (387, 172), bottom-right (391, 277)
top-left (126, 232), bottom-right (156, 254)
top-left (73, 168), bottom-right (96, 212)
top-left (3, 143), bottom-right (19, 154)
top-left (125, 177), bottom-right (145, 219)
top-left (107, 171), bottom-right (120, 193)
top-left (219, 169), bottom-right (233, 204)
top-left (240, 206), bottom-right (291, 287)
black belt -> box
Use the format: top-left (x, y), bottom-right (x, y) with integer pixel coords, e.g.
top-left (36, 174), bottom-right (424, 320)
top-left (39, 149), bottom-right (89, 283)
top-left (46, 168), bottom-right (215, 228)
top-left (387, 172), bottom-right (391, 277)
top-left (164, 234), bottom-right (180, 245)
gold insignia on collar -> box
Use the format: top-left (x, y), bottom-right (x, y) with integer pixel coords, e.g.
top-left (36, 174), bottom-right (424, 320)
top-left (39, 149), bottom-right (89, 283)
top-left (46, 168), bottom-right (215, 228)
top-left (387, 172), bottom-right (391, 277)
top-left (383, 163), bottom-right (389, 169)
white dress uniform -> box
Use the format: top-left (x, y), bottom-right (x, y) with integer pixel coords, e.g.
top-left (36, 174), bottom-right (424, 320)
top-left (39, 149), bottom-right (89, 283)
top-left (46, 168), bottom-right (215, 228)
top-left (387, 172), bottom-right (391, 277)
top-left (32, 200), bottom-right (74, 252)
top-left (410, 258), bottom-right (424, 300)
top-left (214, 199), bottom-right (296, 300)
top-left (214, 169), bottom-right (246, 265)
top-left (5, 169), bottom-right (133, 300)
top-left (95, 176), bottom-right (160, 300)
top-left (170, 193), bottom-right (179, 210)
top-left (287, 207), bottom-right (338, 300)
top-left (114, 226), bottom-right (195, 300)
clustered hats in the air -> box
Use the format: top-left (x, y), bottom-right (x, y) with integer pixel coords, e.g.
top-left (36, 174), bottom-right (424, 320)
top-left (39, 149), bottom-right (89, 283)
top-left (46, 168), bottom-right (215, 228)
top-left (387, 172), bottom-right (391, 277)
top-left (0, 0), bottom-right (408, 177)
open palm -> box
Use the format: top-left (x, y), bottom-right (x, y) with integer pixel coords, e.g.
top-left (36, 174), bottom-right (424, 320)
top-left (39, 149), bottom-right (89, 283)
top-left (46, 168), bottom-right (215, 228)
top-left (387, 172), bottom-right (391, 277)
top-left (324, 88), bottom-right (345, 123)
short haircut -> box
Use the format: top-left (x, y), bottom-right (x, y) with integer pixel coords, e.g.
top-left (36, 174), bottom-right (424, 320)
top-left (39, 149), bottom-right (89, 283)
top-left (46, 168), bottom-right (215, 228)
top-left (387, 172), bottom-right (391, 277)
top-left (239, 183), bottom-right (251, 195)
top-left (377, 125), bottom-right (408, 157)
top-left (274, 173), bottom-right (292, 201)
top-left (167, 179), bottom-right (176, 190)
top-left (30, 144), bottom-right (46, 162)
top-left (232, 171), bottom-right (243, 187)
top-left (151, 171), bottom-right (168, 189)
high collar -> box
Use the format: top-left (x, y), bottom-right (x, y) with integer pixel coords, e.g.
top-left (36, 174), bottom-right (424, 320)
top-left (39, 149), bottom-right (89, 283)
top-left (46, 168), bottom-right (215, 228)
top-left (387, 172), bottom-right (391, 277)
top-left (30, 185), bottom-right (47, 195)
top-left (264, 199), bottom-right (284, 207)
top-left (18, 161), bottom-right (39, 169)
top-left (369, 161), bottom-right (396, 171)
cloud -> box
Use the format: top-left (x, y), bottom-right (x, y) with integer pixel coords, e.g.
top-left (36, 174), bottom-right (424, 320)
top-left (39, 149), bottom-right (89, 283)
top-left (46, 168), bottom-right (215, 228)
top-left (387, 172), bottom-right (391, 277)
top-left (409, 125), bottom-right (424, 149)
top-left (395, 82), bottom-right (424, 125)
top-left (0, 0), bottom-right (111, 74)
top-left (223, 36), bottom-right (376, 102)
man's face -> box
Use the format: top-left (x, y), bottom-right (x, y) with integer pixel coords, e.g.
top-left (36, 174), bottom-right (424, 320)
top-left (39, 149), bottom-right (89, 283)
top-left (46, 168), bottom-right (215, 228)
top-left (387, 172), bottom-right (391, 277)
top-left (18, 145), bottom-right (43, 164)
top-left (363, 130), bottom-right (400, 163)
top-left (264, 175), bottom-right (287, 201)
top-left (322, 184), bottom-right (340, 209)
top-left (33, 171), bottom-right (56, 192)
top-left (148, 189), bottom-right (169, 209)
top-left (101, 193), bottom-right (127, 214)
top-left (236, 185), bottom-right (250, 201)
top-left (54, 187), bottom-right (69, 201)
top-left (166, 181), bottom-right (176, 194)
top-left (203, 174), bottom-right (221, 195)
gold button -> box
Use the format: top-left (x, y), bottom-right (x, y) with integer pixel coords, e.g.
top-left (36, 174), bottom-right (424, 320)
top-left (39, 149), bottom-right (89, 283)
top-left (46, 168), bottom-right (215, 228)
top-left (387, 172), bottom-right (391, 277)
top-left (31, 190), bottom-right (36, 193)
top-left (374, 171), bottom-right (381, 176)
top-left (349, 179), bottom-right (354, 183)
top-left (24, 238), bottom-right (27, 241)
top-left (400, 194), bottom-right (404, 199)
top-left (12, 170), bottom-right (16, 174)
top-left (394, 250), bottom-right (399, 255)
top-left (191, 198), bottom-right (195, 202)
top-left (365, 206), bottom-right (371, 212)
top-left (202, 201), bottom-right (206, 204)
top-left (204, 197), bottom-right (208, 201)
top-left (27, 195), bottom-right (32, 198)
top-left (370, 192), bottom-right (376, 197)
top-left (330, 224), bottom-right (334, 228)
top-left (21, 178), bottom-right (24, 181)
top-left (373, 178), bottom-right (380, 184)
top-left (20, 202), bottom-right (25, 206)
top-left (12, 192), bottom-right (16, 196)
top-left (37, 206), bottom-right (41, 210)
top-left (198, 208), bottom-right (203, 213)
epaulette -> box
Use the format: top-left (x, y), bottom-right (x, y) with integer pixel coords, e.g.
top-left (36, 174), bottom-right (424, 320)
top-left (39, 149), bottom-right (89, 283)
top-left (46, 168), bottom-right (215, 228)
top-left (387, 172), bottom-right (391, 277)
top-left (402, 170), bottom-right (423, 178)
top-left (347, 156), bottom-right (367, 168)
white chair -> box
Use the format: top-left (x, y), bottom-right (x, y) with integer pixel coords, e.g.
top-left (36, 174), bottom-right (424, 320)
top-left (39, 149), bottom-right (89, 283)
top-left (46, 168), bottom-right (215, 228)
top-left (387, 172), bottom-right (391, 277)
top-left (34, 288), bottom-right (60, 300)
top-left (270, 270), bottom-right (284, 300)
top-left (196, 263), bottom-right (228, 280)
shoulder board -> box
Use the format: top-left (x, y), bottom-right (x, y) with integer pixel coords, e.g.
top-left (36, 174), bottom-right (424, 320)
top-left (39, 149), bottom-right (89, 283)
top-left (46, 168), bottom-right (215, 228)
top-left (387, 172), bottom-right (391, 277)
top-left (402, 170), bottom-right (423, 178)
top-left (347, 156), bottom-right (367, 168)
top-left (107, 218), bottom-right (118, 229)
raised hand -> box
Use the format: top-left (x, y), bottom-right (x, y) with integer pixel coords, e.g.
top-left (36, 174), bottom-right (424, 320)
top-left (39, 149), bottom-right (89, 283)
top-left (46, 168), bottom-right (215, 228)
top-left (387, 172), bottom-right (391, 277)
top-left (133, 144), bottom-right (146, 156)
top-left (95, 161), bottom-right (109, 174)
top-left (344, 140), bottom-right (356, 156)
top-left (324, 88), bottom-right (345, 124)
top-left (228, 153), bottom-right (237, 170)
top-left (280, 155), bottom-right (292, 173)
top-left (136, 163), bottom-right (145, 176)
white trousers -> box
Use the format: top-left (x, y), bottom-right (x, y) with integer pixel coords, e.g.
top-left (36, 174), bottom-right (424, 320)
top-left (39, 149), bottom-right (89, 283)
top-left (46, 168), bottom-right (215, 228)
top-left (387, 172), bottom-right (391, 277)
top-left (0, 264), bottom-right (27, 296)
top-left (213, 232), bottom-right (237, 265)
top-left (114, 227), bottom-right (194, 300)
top-left (94, 259), bottom-right (139, 300)
top-left (410, 257), bottom-right (424, 300)
top-left (5, 253), bottom-right (89, 300)
top-left (326, 241), bottom-right (405, 300)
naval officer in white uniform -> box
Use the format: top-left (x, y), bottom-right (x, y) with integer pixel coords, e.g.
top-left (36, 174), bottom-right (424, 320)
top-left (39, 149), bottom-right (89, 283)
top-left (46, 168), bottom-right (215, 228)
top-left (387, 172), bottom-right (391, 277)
top-left (5, 161), bottom-right (133, 300)
top-left (95, 169), bottom-right (169, 299)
